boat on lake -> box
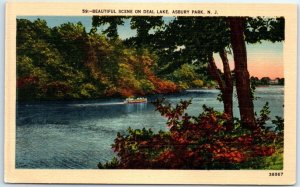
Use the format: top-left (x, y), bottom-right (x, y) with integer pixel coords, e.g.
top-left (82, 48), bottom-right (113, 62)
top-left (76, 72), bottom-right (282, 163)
top-left (124, 97), bottom-right (148, 104)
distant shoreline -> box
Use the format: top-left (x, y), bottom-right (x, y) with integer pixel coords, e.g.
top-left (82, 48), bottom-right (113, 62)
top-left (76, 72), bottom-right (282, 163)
top-left (16, 85), bottom-right (284, 103)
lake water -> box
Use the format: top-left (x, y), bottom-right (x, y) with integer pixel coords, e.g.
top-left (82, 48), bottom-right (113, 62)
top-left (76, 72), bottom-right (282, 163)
top-left (16, 86), bottom-right (284, 169)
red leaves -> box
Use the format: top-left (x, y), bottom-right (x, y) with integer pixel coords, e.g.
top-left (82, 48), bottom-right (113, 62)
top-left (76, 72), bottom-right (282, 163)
top-left (213, 148), bottom-right (246, 163)
top-left (148, 76), bottom-right (178, 94)
top-left (236, 135), bottom-right (254, 145)
top-left (253, 146), bottom-right (276, 157)
top-left (118, 88), bottom-right (135, 97)
top-left (157, 150), bottom-right (176, 161)
top-left (17, 76), bottom-right (39, 88)
top-left (100, 99), bottom-right (279, 169)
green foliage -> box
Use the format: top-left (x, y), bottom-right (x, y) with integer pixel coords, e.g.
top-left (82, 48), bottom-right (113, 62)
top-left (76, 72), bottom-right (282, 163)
top-left (250, 77), bottom-right (258, 100)
top-left (98, 157), bottom-right (120, 169)
top-left (139, 79), bottom-right (155, 93)
top-left (251, 76), bottom-right (284, 86)
top-left (171, 64), bottom-right (207, 89)
top-left (92, 16), bottom-right (126, 39)
top-left (16, 18), bottom-right (179, 100)
top-left (206, 80), bottom-right (217, 88)
top-left (260, 77), bottom-right (271, 85)
top-left (251, 76), bottom-right (283, 86)
top-left (216, 92), bottom-right (223, 102)
top-left (272, 116), bottom-right (284, 132)
top-left (79, 83), bottom-right (98, 98)
top-left (91, 16), bottom-right (284, 93)
top-left (192, 79), bottom-right (204, 87)
top-left (245, 17), bottom-right (285, 43)
top-left (263, 149), bottom-right (283, 170)
top-left (256, 102), bottom-right (271, 129)
top-left (178, 81), bottom-right (189, 90)
top-left (173, 64), bottom-right (196, 81)
top-left (256, 103), bottom-right (284, 136)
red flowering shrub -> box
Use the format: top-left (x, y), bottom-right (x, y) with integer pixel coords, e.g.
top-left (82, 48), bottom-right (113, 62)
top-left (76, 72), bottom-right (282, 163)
top-left (98, 98), bottom-right (282, 169)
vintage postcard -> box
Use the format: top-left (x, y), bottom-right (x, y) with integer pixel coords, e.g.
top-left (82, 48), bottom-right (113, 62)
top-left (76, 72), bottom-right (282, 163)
top-left (4, 2), bottom-right (297, 185)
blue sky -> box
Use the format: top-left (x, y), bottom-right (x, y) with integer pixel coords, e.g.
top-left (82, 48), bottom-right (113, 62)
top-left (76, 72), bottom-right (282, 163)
top-left (17, 16), bottom-right (284, 78)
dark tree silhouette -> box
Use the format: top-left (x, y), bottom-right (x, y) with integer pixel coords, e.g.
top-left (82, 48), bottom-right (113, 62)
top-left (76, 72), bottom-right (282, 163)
top-left (228, 17), bottom-right (256, 129)
top-left (92, 16), bottom-right (285, 130)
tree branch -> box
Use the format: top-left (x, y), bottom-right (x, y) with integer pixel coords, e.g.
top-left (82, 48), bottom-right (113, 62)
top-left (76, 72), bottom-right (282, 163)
top-left (208, 53), bottom-right (224, 91)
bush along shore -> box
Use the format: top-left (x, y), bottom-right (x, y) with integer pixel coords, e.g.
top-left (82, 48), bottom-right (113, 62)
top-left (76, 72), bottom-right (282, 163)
top-left (98, 99), bottom-right (283, 169)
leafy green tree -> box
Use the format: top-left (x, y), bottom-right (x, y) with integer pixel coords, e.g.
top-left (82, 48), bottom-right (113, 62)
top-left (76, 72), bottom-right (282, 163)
top-left (260, 77), bottom-right (271, 85)
top-left (17, 19), bottom-right (98, 99)
top-left (17, 19), bottom-right (66, 99)
top-left (92, 16), bottom-right (126, 39)
top-left (171, 64), bottom-right (205, 89)
top-left (51, 22), bottom-right (88, 69)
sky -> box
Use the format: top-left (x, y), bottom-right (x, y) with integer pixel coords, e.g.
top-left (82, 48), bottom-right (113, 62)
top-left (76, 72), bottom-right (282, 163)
top-left (214, 41), bottom-right (283, 79)
top-left (18, 16), bottom-right (284, 79)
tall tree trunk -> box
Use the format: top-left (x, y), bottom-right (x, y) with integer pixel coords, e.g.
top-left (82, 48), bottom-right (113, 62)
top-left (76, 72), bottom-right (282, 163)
top-left (208, 53), bottom-right (224, 91)
top-left (208, 52), bottom-right (233, 130)
top-left (219, 49), bottom-right (233, 127)
top-left (228, 17), bottom-right (256, 129)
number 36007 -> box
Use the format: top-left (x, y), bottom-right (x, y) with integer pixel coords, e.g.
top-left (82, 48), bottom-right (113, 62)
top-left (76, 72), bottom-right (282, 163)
top-left (269, 172), bottom-right (283, 176)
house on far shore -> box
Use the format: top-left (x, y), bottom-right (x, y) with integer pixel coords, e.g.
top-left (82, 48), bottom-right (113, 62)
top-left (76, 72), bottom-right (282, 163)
top-left (251, 76), bottom-right (284, 85)
top-left (269, 79), bottom-right (279, 85)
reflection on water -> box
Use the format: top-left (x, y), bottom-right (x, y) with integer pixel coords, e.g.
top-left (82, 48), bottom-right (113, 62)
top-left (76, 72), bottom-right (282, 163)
top-left (16, 86), bottom-right (284, 169)
top-left (125, 103), bottom-right (147, 113)
top-left (69, 102), bottom-right (125, 107)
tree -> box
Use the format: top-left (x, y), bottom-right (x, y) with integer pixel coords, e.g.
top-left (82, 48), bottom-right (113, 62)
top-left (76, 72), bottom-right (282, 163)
top-left (277, 78), bottom-right (284, 85)
top-left (250, 76), bottom-right (260, 85)
top-left (145, 17), bottom-right (234, 127)
top-left (171, 63), bottom-right (205, 89)
top-left (141, 17), bottom-right (234, 127)
top-left (261, 77), bottom-right (271, 85)
top-left (218, 49), bottom-right (233, 124)
top-left (228, 17), bottom-right (284, 128)
top-left (92, 16), bottom-right (284, 130)
top-left (228, 17), bottom-right (256, 129)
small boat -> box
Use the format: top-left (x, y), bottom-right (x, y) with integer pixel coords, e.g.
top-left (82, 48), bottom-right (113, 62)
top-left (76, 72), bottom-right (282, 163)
top-left (124, 97), bottom-right (148, 104)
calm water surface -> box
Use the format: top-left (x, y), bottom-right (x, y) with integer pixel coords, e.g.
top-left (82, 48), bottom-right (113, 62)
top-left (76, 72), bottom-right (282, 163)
top-left (16, 86), bottom-right (284, 168)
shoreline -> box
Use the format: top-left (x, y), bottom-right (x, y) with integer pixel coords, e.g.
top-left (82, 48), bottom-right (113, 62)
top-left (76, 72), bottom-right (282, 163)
top-left (16, 85), bottom-right (284, 103)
